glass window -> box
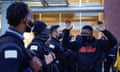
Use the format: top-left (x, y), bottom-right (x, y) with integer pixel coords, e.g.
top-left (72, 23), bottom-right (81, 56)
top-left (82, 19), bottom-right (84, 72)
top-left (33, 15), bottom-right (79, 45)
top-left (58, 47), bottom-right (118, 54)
top-left (25, 2), bottom-right (43, 7)
top-left (41, 13), bottom-right (59, 25)
top-left (20, 0), bottom-right (103, 7)
top-left (44, 0), bottom-right (68, 6)
top-left (81, 0), bottom-right (101, 6)
top-left (32, 12), bottom-right (103, 38)
top-left (24, 11), bottom-right (104, 46)
top-left (68, 0), bottom-right (102, 6)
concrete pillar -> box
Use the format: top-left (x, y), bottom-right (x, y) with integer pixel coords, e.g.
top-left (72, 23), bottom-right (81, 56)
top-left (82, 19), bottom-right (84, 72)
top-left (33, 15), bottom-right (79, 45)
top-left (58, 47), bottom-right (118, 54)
top-left (105, 0), bottom-right (120, 42)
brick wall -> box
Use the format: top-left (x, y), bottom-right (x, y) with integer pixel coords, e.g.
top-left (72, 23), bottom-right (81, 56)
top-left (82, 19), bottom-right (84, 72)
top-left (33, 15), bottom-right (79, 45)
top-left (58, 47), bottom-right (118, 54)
top-left (105, 0), bottom-right (120, 42)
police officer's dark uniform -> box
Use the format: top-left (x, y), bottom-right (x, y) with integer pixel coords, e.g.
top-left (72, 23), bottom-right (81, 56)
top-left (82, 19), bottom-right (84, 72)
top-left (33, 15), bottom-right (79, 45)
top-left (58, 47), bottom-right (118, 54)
top-left (103, 45), bottom-right (117, 72)
top-left (0, 28), bottom-right (34, 72)
top-left (27, 21), bottom-right (59, 72)
top-left (47, 37), bottom-right (76, 72)
top-left (47, 37), bottom-right (64, 72)
top-left (47, 25), bottom-right (76, 72)
top-left (0, 2), bottom-right (41, 72)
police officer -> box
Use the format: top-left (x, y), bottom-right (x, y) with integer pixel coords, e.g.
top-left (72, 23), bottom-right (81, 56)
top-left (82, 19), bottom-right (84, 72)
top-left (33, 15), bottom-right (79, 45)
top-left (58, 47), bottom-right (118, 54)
top-left (47, 25), bottom-right (76, 72)
top-left (103, 47), bottom-right (117, 72)
top-left (101, 36), bottom-right (117, 72)
top-left (27, 21), bottom-right (58, 72)
top-left (62, 21), bottom-right (117, 72)
top-left (0, 2), bottom-right (41, 72)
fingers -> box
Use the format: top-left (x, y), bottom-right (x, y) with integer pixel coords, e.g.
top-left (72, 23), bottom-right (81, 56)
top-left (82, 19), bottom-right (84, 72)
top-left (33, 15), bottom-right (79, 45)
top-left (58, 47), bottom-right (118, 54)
top-left (30, 56), bottom-right (42, 72)
top-left (44, 53), bottom-right (54, 64)
top-left (96, 21), bottom-right (105, 31)
top-left (50, 52), bottom-right (56, 59)
top-left (96, 24), bottom-right (105, 31)
top-left (65, 20), bottom-right (73, 30)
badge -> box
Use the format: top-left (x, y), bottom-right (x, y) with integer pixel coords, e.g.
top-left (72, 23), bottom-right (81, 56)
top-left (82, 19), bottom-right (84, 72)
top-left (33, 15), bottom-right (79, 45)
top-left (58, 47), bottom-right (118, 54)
top-left (30, 45), bottom-right (38, 50)
top-left (49, 44), bottom-right (55, 49)
top-left (4, 50), bottom-right (17, 59)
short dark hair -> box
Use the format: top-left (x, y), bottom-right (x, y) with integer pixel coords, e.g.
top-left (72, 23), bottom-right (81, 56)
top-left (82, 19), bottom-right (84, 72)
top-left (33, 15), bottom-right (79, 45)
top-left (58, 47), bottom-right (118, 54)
top-left (97, 21), bottom-right (103, 24)
top-left (50, 25), bottom-right (60, 34)
top-left (7, 2), bottom-right (29, 26)
top-left (82, 25), bottom-right (93, 32)
top-left (33, 21), bottom-right (47, 35)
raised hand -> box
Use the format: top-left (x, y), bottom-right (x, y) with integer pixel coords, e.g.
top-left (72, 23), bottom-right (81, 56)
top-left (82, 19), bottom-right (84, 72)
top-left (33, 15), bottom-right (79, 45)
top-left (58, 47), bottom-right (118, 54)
top-left (96, 21), bottom-right (105, 31)
top-left (65, 20), bottom-right (73, 30)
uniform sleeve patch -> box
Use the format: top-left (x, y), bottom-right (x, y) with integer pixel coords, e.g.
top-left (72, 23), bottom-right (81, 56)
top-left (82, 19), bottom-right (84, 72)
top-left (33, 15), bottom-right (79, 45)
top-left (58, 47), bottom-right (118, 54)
top-left (4, 50), bottom-right (18, 59)
top-left (49, 44), bottom-right (55, 49)
top-left (30, 45), bottom-right (38, 51)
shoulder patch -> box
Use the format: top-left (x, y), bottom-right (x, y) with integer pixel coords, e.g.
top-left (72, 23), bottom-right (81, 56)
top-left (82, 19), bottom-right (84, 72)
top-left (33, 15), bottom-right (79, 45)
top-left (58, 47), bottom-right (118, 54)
top-left (30, 45), bottom-right (38, 51)
top-left (4, 50), bottom-right (18, 59)
top-left (49, 44), bottom-right (55, 49)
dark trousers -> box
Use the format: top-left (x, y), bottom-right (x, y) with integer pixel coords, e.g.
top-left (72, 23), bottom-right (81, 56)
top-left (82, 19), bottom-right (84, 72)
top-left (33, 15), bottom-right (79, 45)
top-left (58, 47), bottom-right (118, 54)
top-left (63, 50), bottom-right (76, 72)
top-left (104, 56), bottom-right (116, 72)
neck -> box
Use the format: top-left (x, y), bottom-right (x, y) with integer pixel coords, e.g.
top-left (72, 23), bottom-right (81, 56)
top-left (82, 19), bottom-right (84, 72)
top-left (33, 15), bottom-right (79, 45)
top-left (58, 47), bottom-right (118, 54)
top-left (10, 25), bottom-right (24, 34)
top-left (52, 35), bottom-right (59, 40)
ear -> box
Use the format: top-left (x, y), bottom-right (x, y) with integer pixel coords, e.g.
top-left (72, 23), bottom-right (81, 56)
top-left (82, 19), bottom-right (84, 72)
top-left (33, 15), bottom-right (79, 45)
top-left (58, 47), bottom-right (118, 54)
top-left (22, 17), bottom-right (27, 24)
top-left (51, 31), bottom-right (55, 35)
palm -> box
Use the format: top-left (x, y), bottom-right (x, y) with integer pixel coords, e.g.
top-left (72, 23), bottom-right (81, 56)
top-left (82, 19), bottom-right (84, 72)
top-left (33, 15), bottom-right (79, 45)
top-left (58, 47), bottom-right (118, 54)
top-left (96, 25), bottom-right (105, 31)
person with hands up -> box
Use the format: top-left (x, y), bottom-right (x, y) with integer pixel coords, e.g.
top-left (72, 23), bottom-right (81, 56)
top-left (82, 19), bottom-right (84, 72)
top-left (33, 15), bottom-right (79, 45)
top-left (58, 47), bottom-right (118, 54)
top-left (62, 21), bottom-right (117, 72)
